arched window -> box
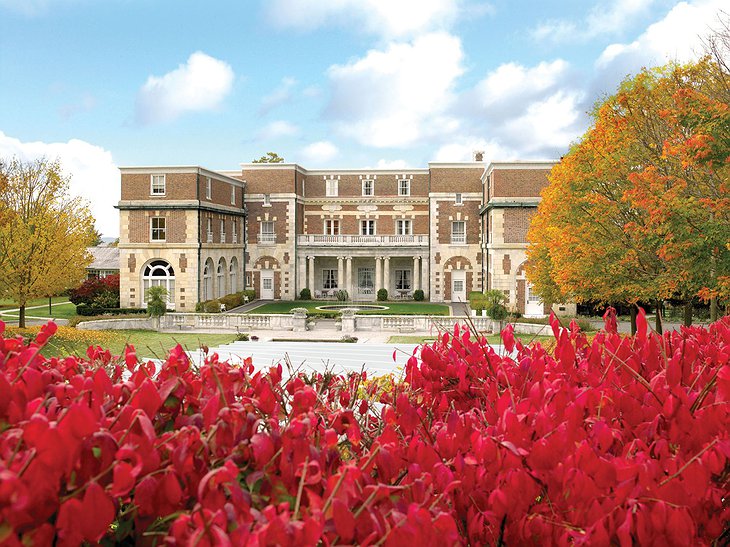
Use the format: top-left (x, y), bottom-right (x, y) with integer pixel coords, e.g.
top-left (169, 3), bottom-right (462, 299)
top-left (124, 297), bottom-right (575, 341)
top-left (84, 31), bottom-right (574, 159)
top-left (142, 259), bottom-right (175, 310)
top-left (217, 258), bottom-right (227, 298)
top-left (203, 258), bottom-right (213, 301)
top-left (229, 257), bottom-right (238, 293)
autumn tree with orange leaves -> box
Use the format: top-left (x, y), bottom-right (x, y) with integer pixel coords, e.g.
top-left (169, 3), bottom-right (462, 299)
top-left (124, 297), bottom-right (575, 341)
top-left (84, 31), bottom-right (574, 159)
top-left (527, 55), bottom-right (729, 333)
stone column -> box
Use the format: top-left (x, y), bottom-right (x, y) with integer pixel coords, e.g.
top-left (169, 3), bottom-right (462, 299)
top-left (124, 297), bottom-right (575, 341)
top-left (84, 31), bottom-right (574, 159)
top-left (413, 256), bottom-right (420, 291)
top-left (375, 256), bottom-right (382, 293)
top-left (307, 256), bottom-right (315, 295)
top-left (297, 255), bottom-right (306, 297)
top-left (421, 256), bottom-right (429, 299)
top-left (346, 256), bottom-right (353, 299)
top-left (383, 256), bottom-right (390, 295)
top-left (337, 256), bottom-right (344, 293)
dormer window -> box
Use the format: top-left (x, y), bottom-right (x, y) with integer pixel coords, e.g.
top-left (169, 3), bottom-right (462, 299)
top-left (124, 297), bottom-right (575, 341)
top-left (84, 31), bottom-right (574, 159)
top-left (455, 193), bottom-right (463, 205)
top-left (206, 177), bottom-right (212, 200)
top-left (362, 179), bottom-right (374, 196)
top-left (326, 178), bottom-right (338, 197)
top-left (231, 186), bottom-right (236, 205)
top-left (263, 194), bottom-right (271, 206)
top-left (150, 174), bottom-right (166, 196)
top-left (398, 179), bottom-right (410, 196)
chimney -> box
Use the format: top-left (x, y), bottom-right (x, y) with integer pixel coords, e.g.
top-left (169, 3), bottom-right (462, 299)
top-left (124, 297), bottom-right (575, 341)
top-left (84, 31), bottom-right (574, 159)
top-left (473, 150), bottom-right (485, 162)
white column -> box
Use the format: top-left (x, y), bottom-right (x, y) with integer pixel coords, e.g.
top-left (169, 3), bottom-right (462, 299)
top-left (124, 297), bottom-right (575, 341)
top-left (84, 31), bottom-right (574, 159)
top-left (375, 256), bottom-right (382, 293)
top-left (421, 256), bottom-right (429, 299)
top-left (337, 256), bottom-right (344, 292)
top-left (383, 257), bottom-right (390, 295)
top-left (308, 256), bottom-right (315, 295)
top-left (298, 255), bottom-right (306, 297)
top-left (346, 256), bottom-right (353, 298)
top-left (413, 256), bottom-right (420, 291)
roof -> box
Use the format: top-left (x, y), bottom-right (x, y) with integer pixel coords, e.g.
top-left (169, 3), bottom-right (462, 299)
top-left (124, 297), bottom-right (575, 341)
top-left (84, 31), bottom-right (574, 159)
top-left (87, 245), bottom-right (120, 271)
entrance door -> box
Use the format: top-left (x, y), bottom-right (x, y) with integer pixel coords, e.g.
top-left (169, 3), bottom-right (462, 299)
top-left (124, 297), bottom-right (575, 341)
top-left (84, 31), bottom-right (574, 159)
top-left (451, 270), bottom-right (466, 301)
top-left (525, 282), bottom-right (544, 317)
top-left (260, 269), bottom-right (274, 300)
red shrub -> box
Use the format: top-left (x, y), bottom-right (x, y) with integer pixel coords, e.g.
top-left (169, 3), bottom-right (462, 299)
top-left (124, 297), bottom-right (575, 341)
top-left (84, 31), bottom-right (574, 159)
top-left (68, 274), bottom-right (120, 306)
top-left (0, 309), bottom-right (728, 545)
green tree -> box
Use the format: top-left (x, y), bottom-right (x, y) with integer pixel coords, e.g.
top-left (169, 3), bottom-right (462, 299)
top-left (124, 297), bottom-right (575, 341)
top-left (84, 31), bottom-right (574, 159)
top-left (0, 158), bottom-right (96, 327)
top-left (146, 285), bottom-right (169, 317)
top-left (252, 152), bottom-right (285, 163)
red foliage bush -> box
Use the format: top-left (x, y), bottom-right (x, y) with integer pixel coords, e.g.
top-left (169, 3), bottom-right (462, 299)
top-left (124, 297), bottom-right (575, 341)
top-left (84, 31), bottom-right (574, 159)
top-left (0, 309), bottom-right (728, 545)
top-left (68, 274), bottom-right (120, 306)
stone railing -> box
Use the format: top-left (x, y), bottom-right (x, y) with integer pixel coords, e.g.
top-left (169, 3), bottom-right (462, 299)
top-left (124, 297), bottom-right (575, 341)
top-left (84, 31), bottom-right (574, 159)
top-left (159, 313), bottom-right (300, 332)
top-left (297, 234), bottom-right (428, 246)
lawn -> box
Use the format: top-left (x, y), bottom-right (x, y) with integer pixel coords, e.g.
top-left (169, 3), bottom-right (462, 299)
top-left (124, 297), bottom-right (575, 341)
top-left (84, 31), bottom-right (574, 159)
top-left (0, 301), bottom-right (78, 323)
top-left (249, 300), bottom-right (450, 316)
top-left (0, 296), bottom-right (70, 311)
top-left (7, 327), bottom-right (240, 359)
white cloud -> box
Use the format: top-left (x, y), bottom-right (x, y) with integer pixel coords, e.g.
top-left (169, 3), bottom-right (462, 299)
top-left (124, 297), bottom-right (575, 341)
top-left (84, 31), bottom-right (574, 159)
top-left (0, 0), bottom-right (74, 16)
top-left (266, 0), bottom-right (472, 38)
top-left (325, 32), bottom-right (464, 148)
top-left (59, 92), bottom-right (97, 120)
top-left (259, 77), bottom-right (297, 115)
top-left (375, 159), bottom-right (410, 169)
top-left (300, 141), bottom-right (339, 164)
top-left (0, 132), bottom-right (120, 237)
top-left (135, 52), bottom-right (234, 124)
top-left (532, 0), bottom-right (657, 43)
top-left (433, 138), bottom-right (513, 162)
top-left (256, 120), bottom-right (300, 140)
top-left (597, 0), bottom-right (726, 68)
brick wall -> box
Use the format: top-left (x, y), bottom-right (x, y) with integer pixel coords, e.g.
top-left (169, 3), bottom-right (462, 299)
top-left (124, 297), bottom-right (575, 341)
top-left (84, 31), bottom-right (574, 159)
top-left (430, 167), bottom-right (482, 193)
top-left (121, 173), bottom-right (198, 201)
top-left (246, 201), bottom-right (288, 243)
top-left (436, 201), bottom-right (480, 244)
top-left (243, 167), bottom-right (297, 194)
top-left (126, 210), bottom-right (188, 243)
top-left (492, 169), bottom-right (550, 198)
top-left (304, 173), bottom-right (429, 198)
top-left (503, 207), bottom-right (536, 244)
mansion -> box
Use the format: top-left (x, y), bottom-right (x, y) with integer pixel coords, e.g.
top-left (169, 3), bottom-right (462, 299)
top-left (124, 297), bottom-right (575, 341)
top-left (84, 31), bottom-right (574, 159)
top-left (117, 157), bottom-right (562, 316)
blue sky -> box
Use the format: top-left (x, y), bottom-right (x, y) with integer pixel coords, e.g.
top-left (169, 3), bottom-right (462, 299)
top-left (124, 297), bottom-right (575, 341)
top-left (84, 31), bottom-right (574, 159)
top-left (0, 0), bottom-right (725, 236)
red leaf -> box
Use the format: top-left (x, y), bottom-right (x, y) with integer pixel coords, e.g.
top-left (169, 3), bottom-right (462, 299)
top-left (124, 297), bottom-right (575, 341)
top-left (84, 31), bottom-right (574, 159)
top-left (333, 498), bottom-right (356, 542)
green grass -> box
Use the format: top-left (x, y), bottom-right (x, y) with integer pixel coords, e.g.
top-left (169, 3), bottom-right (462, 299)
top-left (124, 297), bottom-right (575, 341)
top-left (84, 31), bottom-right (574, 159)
top-left (42, 329), bottom-right (238, 359)
top-left (0, 296), bottom-right (70, 310)
top-left (0, 302), bottom-right (78, 322)
top-left (249, 300), bottom-right (450, 316)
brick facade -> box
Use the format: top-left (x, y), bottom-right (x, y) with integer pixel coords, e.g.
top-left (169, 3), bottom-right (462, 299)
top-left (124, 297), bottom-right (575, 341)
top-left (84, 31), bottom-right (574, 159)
top-left (118, 160), bottom-right (561, 311)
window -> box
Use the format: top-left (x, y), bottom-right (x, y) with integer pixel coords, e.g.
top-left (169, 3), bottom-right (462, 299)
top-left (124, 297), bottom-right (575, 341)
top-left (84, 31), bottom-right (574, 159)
top-left (220, 219), bottom-right (226, 243)
top-left (396, 270), bottom-right (412, 290)
top-left (455, 193), bottom-right (463, 205)
top-left (396, 219), bottom-right (412, 236)
top-left (150, 174), bottom-right (166, 195)
top-left (326, 178), bottom-right (338, 197)
top-left (358, 267), bottom-right (374, 294)
top-left (324, 219), bottom-right (340, 235)
top-left (151, 217), bottom-right (166, 241)
top-left (206, 177), bottom-right (212, 200)
top-left (323, 269), bottom-right (338, 290)
top-left (451, 221), bottom-right (466, 244)
top-left (231, 186), bottom-right (236, 205)
top-left (260, 221), bottom-right (275, 244)
top-left (206, 218), bottom-right (213, 243)
top-left (263, 194), bottom-right (271, 206)
top-left (362, 179), bottom-right (374, 196)
top-left (232, 220), bottom-right (238, 244)
top-left (398, 179), bottom-right (410, 196)
top-left (360, 219), bottom-right (376, 236)
top-left (142, 260), bottom-right (175, 310)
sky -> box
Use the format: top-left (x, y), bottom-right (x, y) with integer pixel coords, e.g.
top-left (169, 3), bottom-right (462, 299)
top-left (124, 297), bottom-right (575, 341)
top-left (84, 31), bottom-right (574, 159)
top-left (0, 0), bottom-right (726, 237)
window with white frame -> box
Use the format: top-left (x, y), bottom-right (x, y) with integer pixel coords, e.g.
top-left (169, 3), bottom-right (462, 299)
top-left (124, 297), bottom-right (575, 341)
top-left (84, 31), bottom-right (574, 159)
top-left (455, 192), bottom-right (463, 205)
top-left (206, 177), bottom-right (212, 200)
top-left (260, 221), bottom-right (275, 243)
top-left (326, 178), bottom-right (338, 197)
top-left (231, 186), bottom-right (236, 205)
top-left (151, 217), bottom-right (166, 241)
top-left (398, 179), bottom-right (410, 196)
top-left (396, 219), bottom-right (412, 235)
top-left (263, 194), bottom-right (271, 206)
top-left (232, 220), bottom-right (238, 244)
top-left (451, 221), bottom-right (466, 244)
top-left (324, 219), bottom-right (340, 235)
top-left (206, 218), bottom-right (213, 243)
top-left (362, 179), bottom-right (374, 196)
top-left (323, 269), bottom-right (338, 290)
top-left (150, 174), bottom-right (166, 195)
top-left (395, 270), bottom-right (411, 290)
top-left (360, 219), bottom-right (376, 235)
top-left (220, 219), bottom-right (226, 243)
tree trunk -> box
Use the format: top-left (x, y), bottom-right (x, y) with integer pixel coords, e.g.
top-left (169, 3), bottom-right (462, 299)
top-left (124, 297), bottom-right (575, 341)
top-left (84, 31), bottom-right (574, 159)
top-left (683, 300), bottom-right (693, 327)
top-left (710, 297), bottom-right (718, 322)
top-left (630, 307), bottom-right (637, 336)
top-left (655, 300), bottom-right (663, 335)
top-left (19, 305), bottom-right (26, 329)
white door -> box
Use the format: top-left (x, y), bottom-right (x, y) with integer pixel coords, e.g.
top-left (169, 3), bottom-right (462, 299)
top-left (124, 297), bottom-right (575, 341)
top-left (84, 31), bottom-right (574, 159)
top-left (260, 270), bottom-right (274, 300)
top-left (525, 282), bottom-right (544, 317)
top-left (451, 270), bottom-right (466, 301)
